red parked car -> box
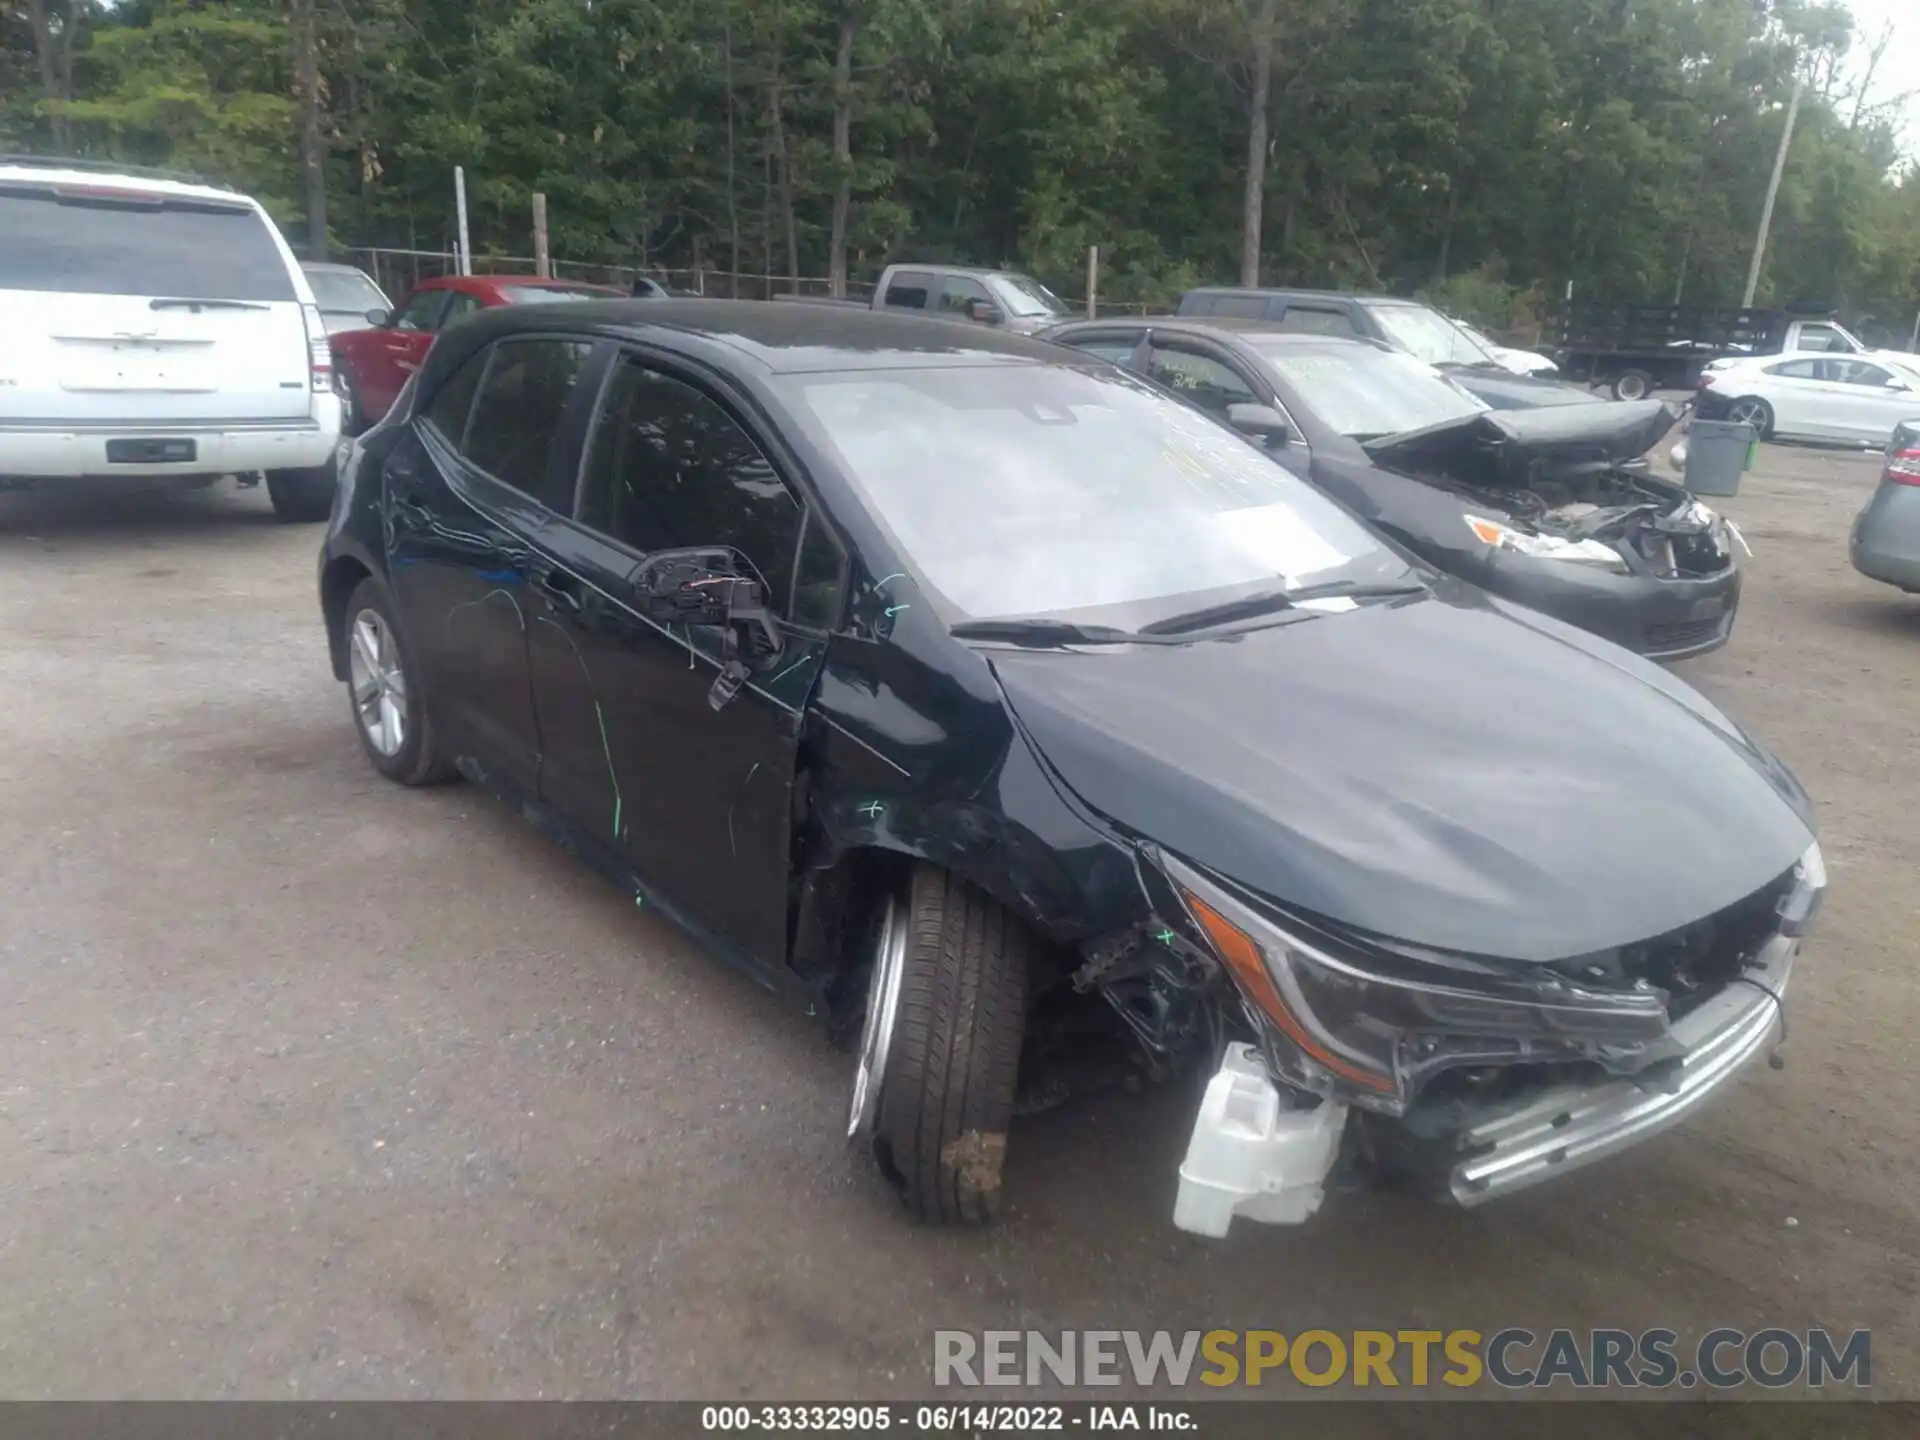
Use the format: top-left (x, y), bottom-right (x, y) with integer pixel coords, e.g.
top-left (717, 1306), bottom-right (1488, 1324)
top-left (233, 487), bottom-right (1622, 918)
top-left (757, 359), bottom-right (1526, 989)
top-left (330, 274), bottom-right (624, 432)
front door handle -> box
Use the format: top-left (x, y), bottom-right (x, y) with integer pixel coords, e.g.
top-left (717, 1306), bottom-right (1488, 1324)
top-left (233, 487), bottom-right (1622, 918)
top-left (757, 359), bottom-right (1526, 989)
top-left (534, 567), bottom-right (583, 614)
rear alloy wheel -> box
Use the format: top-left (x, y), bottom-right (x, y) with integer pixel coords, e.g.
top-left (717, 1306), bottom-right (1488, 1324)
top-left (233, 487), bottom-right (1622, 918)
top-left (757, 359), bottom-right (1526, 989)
top-left (265, 463), bottom-right (336, 522)
top-left (849, 864), bottom-right (1031, 1225)
top-left (1726, 396), bottom-right (1775, 440)
top-left (1611, 368), bottom-right (1656, 402)
top-left (342, 577), bottom-right (455, 786)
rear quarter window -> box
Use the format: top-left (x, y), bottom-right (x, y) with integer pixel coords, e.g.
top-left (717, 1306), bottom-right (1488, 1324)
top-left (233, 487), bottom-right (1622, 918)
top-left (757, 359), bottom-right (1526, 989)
top-left (0, 185), bottom-right (296, 301)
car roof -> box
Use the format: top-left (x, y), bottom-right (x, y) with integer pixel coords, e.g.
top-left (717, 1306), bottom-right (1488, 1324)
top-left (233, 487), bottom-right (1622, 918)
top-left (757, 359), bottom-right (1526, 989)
top-left (890, 263), bottom-right (1019, 279)
top-left (0, 159), bottom-right (253, 209)
top-left (417, 274), bottom-right (620, 292)
top-left (422, 298), bottom-right (1074, 384)
top-left (1048, 316), bottom-right (1392, 352)
top-left (1185, 286), bottom-right (1412, 306)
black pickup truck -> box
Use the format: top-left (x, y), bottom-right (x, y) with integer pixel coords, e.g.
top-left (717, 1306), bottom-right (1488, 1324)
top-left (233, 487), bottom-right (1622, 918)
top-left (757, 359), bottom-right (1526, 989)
top-left (1555, 303), bottom-right (1872, 400)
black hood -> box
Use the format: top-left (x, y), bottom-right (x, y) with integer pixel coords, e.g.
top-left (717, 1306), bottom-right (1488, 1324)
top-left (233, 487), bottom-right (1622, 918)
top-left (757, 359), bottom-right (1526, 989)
top-left (1362, 400), bottom-right (1679, 486)
top-left (990, 590), bottom-right (1811, 964)
top-left (1444, 366), bottom-right (1604, 411)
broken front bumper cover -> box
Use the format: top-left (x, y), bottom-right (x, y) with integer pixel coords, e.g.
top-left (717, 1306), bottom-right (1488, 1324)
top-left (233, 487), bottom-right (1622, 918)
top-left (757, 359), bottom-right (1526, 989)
top-left (1170, 930), bottom-right (1797, 1236)
top-left (1448, 930), bottom-right (1793, 1206)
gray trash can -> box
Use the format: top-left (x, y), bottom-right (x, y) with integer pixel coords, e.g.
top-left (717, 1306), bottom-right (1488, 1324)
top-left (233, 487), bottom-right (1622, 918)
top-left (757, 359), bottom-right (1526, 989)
top-left (1683, 419), bottom-right (1756, 497)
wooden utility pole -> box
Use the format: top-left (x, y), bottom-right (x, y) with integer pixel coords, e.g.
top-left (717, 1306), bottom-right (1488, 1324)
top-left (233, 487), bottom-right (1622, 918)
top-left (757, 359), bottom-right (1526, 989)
top-left (291, 0), bottom-right (327, 259)
top-left (1743, 74), bottom-right (1804, 310)
top-left (1240, 0), bottom-right (1278, 288)
top-left (532, 193), bottom-right (550, 277)
top-left (826, 3), bottom-right (860, 299)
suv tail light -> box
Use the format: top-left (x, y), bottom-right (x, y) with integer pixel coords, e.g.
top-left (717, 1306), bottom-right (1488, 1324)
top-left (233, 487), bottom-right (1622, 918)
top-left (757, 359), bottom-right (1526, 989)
top-left (301, 303), bottom-right (332, 392)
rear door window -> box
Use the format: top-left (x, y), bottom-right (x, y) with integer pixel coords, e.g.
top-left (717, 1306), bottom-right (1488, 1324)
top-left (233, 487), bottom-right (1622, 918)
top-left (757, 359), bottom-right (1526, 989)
top-left (1765, 359), bottom-right (1822, 380)
top-left (0, 184), bottom-right (295, 301)
top-left (882, 272), bottom-right (934, 310)
top-left (462, 338), bottom-right (597, 509)
top-left (422, 352), bottom-right (488, 446)
top-left (1198, 294), bottom-right (1272, 320)
top-left (1278, 305), bottom-right (1359, 337)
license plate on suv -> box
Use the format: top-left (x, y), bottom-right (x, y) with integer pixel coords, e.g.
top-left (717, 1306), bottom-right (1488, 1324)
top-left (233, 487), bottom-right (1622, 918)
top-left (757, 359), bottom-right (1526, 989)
top-left (106, 438), bottom-right (197, 464)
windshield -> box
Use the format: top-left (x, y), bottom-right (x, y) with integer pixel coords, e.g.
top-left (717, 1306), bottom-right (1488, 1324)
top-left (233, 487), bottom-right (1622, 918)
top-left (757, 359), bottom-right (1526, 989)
top-left (304, 267), bottom-right (386, 313)
top-left (1249, 341), bottom-right (1488, 439)
top-left (990, 273), bottom-right (1068, 318)
top-left (1364, 302), bottom-right (1500, 367)
top-left (782, 364), bottom-right (1402, 625)
top-left (496, 284), bottom-right (619, 305)
top-left (0, 185), bottom-right (295, 301)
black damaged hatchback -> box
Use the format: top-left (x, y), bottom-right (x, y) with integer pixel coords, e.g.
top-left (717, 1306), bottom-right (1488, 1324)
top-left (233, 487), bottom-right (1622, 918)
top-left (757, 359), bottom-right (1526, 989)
top-left (318, 301), bottom-right (1824, 1234)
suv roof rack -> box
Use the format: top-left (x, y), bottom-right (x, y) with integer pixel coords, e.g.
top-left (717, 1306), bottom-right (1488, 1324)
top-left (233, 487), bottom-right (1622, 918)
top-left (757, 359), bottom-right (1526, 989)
top-left (0, 152), bottom-right (231, 191)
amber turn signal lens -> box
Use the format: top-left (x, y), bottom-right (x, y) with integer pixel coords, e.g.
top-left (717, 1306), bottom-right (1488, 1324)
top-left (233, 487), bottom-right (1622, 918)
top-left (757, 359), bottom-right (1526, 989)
top-left (1183, 891), bottom-right (1395, 1094)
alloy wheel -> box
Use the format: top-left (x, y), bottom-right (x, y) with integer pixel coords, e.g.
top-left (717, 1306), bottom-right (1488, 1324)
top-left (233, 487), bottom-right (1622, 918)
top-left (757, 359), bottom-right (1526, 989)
top-left (847, 895), bottom-right (908, 1140)
top-left (348, 608), bottom-right (408, 757)
top-left (1729, 399), bottom-right (1768, 428)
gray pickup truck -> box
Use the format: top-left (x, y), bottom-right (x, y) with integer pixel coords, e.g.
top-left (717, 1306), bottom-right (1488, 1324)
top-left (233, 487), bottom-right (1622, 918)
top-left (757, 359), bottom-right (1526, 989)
top-left (779, 263), bottom-right (1072, 335)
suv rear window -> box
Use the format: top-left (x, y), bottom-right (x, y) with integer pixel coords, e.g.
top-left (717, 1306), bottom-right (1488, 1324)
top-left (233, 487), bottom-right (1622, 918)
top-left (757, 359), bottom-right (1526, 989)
top-left (0, 185), bottom-right (296, 302)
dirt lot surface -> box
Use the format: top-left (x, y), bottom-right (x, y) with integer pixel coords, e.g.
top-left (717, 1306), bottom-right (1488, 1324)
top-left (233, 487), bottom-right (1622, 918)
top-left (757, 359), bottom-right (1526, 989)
top-left (0, 446), bottom-right (1913, 1409)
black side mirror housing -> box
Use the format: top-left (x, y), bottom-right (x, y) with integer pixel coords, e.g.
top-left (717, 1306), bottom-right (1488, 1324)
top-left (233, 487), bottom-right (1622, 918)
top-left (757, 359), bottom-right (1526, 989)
top-left (629, 548), bottom-right (786, 710)
top-left (1226, 402), bottom-right (1294, 447)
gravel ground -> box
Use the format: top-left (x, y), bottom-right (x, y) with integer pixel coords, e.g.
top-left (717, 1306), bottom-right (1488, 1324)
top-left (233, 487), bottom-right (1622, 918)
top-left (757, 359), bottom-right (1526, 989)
top-left (0, 446), bottom-right (1913, 1405)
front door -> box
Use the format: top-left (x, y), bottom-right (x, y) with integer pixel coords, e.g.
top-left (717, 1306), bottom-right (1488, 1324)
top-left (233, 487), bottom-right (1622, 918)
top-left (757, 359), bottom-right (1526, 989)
top-left (367, 288), bottom-right (453, 417)
top-left (384, 334), bottom-right (600, 797)
top-left (527, 353), bottom-right (844, 971)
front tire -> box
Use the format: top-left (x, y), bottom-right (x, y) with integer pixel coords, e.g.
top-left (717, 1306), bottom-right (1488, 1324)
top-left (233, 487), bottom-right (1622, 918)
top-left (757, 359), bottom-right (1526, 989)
top-left (850, 864), bottom-right (1031, 1225)
top-left (266, 463), bottom-right (335, 522)
top-left (341, 577), bottom-right (455, 786)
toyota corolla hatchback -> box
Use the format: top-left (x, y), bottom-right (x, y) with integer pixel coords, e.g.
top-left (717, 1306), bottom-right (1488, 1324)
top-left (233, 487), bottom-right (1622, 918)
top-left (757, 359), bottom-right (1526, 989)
top-left (318, 301), bottom-right (1823, 1233)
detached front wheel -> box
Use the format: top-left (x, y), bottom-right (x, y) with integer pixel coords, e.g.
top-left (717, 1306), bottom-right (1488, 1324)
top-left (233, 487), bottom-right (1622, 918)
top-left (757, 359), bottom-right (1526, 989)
top-left (849, 864), bottom-right (1031, 1225)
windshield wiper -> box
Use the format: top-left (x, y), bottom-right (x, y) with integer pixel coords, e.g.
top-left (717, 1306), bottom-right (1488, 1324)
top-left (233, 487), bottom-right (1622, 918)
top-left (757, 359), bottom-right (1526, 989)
top-left (949, 618), bottom-right (1139, 647)
top-left (149, 297), bottom-right (270, 311)
top-left (1140, 580), bottom-right (1425, 637)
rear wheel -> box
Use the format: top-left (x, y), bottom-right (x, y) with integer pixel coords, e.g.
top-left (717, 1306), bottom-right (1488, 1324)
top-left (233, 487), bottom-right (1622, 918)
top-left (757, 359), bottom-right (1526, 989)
top-left (1611, 368), bottom-right (1656, 402)
top-left (1726, 396), bottom-right (1775, 439)
top-left (266, 463), bottom-right (335, 522)
top-left (849, 864), bottom-right (1031, 1225)
top-left (342, 577), bottom-right (455, 786)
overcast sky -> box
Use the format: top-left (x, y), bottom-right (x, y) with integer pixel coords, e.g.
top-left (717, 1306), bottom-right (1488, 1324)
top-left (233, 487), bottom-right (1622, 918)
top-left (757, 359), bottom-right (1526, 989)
top-left (1841, 0), bottom-right (1917, 160)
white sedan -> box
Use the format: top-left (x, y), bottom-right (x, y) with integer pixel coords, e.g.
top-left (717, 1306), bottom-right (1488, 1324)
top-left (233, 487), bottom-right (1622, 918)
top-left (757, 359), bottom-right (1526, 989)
top-left (1698, 352), bottom-right (1920, 445)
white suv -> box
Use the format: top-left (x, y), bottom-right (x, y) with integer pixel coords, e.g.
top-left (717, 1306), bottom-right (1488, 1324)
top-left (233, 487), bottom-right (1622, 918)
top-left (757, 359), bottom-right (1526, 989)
top-left (0, 157), bottom-right (343, 521)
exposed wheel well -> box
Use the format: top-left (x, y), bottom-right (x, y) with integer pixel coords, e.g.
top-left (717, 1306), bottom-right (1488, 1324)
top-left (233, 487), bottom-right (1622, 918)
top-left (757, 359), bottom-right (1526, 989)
top-left (797, 845), bottom-right (1076, 1049)
top-left (320, 556), bottom-right (373, 681)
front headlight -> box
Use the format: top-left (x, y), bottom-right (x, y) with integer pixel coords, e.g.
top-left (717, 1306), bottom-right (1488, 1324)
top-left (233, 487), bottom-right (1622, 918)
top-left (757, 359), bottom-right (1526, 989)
top-left (1464, 515), bottom-right (1629, 571)
top-left (1161, 853), bottom-right (1670, 1112)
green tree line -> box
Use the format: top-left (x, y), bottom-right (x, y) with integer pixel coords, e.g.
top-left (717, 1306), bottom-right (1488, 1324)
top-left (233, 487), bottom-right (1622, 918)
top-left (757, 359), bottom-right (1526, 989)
top-left (4, 0), bottom-right (1918, 337)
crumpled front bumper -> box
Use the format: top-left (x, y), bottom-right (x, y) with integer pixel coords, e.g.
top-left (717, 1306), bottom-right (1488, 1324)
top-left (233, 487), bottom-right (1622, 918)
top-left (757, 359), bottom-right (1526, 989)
top-left (1448, 931), bottom-right (1794, 1206)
